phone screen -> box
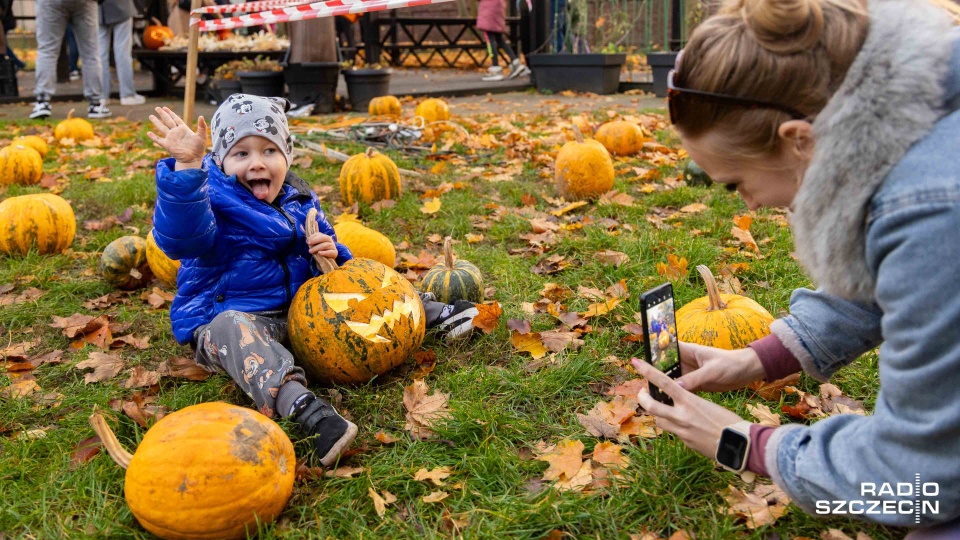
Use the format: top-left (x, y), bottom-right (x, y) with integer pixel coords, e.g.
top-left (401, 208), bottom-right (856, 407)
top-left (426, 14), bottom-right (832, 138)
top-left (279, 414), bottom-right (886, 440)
top-left (641, 284), bottom-right (681, 403)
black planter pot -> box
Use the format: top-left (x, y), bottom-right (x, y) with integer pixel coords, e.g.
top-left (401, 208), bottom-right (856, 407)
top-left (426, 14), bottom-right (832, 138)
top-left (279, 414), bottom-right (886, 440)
top-left (526, 53), bottom-right (626, 95)
top-left (237, 70), bottom-right (286, 98)
top-left (214, 78), bottom-right (243, 103)
top-left (646, 52), bottom-right (679, 98)
top-left (343, 68), bottom-right (391, 111)
top-left (283, 62), bottom-right (340, 113)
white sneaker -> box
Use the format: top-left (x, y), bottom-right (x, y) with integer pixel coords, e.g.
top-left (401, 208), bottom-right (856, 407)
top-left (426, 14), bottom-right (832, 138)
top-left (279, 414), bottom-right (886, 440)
top-left (482, 65), bottom-right (504, 82)
top-left (30, 101), bottom-right (52, 119)
top-left (120, 94), bottom-right (146, 106)
top-left (507, 59), bottom-right (531, 79)
top-left (87, 102), bottom-right (112, 119)
top-left (69, 70), bottom-right (80, 81)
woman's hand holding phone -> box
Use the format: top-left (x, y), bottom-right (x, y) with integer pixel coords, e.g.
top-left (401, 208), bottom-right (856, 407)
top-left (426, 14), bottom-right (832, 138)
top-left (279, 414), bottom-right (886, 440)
top-left (675, 342), bottom-right (767, 393)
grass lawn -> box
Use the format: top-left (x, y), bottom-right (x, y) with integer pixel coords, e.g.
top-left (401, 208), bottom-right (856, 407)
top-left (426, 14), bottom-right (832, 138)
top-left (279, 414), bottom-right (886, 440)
top-left (0, 105), bottom-right (899, 539)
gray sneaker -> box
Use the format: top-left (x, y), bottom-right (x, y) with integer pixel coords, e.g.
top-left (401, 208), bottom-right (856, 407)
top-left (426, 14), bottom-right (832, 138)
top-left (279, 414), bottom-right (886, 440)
top-left (482, 66), bottom-right (505, 82)
top-left (87, 102), bottom-right (112, 119)
top-left (30, 101), bottom-right (52, 119)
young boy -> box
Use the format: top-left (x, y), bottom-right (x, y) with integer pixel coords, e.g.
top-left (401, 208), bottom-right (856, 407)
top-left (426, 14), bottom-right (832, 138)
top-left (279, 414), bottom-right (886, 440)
top-left (148, 95), bottom-right (478, 466)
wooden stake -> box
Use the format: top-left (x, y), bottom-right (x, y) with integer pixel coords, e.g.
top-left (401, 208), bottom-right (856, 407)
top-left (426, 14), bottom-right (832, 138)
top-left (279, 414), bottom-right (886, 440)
top-left (295, 137), bottom-right (425, 177)
top-left (183, 0), bottom-right (203, 124)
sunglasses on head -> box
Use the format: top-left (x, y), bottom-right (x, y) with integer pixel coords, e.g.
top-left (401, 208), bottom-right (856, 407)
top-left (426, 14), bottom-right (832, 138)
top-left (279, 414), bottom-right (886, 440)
top-left (667, 69), bottom-right (806, 125)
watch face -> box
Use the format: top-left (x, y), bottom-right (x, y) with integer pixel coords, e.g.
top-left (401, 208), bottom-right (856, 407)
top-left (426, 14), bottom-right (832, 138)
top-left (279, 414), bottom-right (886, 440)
top-left (716, 428), bottom-right (749, 471)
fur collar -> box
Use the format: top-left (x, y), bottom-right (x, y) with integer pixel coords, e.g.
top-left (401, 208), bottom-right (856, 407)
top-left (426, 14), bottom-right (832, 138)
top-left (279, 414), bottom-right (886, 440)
top-left (790, 0), bottom-right (954, 302)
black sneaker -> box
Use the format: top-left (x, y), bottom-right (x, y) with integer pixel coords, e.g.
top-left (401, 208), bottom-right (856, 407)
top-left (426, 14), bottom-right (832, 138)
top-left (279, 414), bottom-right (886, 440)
top-left (30, 101), bottom-right (52, 119)
top-left (87, 102), bottom-right (112, 119)
top-left (291, 394), bottom-right (358, 467)
top-left (433, 300), bottom-right (479, 341)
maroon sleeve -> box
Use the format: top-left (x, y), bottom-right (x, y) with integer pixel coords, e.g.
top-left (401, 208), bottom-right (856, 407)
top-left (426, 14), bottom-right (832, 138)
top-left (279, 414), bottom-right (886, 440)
top-left (747, 424), bottom-right (776, 476)
top-left (748, 333), bottom-right (802, 382)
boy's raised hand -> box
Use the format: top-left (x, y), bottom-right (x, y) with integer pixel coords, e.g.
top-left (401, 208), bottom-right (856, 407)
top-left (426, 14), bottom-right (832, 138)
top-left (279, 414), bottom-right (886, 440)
top-left (146, 107), bottom-right (208, 168)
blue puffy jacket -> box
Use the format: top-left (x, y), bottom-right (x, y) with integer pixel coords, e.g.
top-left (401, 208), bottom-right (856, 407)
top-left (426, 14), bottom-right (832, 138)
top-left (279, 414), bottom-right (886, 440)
top-left (153, 155), bottom-right (353, 344)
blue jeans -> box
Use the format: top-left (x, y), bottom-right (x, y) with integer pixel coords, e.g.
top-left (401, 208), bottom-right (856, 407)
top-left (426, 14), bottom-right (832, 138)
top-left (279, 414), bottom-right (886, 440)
top-left (550, 0), bottom-right (567, 52)
top-left (66, 24), bottom-right (79, 72)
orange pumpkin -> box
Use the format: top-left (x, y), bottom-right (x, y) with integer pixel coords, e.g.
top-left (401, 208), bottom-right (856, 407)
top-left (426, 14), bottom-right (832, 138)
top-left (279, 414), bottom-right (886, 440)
top-left (54, 109), bottom-right (95, 142)
top-left (332, 215), bottom-right (397, 267)
top-left (0, 193), bottom-right (76, 255)
top-left (288, 258), bottom-right (426, 384)
top-left (554, 126), bottom-right (615, 200)
top-left (146, 230), bottom-right (180, 288)
top-left (143, 18), bottom-right (174, 50)
top-left (595, 120), bottom-right (646, 156)
top-left (676, 265), bottom-right (774, 350)
top-left (0, 144), bottom-right (43, 185)
top-left (89, 403), bottom-right (296, 540)
top-left (368, 95), bottom-right (402, 118)
top-left (414, 98), bottom-right (450, 124)
top-left (338, 147), bottom-right (402, 206)
top-left (12, 135), bottom-right (50, 158)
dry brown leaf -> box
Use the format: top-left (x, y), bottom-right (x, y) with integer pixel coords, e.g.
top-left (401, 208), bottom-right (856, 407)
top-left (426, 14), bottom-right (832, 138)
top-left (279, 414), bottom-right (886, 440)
top-left (746, 403), bottom-right (781, 427)
top-left (422, 490), bottom-right (449, 503)
top-left (472, 301), bottom-right (502, 334)
top-left (619, 414), bottom-right (660, 439)
top-left (0, 287), bottom-right (45, 306)
top-left (403, 379), bottom-right (451, 439)
top-left (731, 226), bottom-right (760, 254)
top-left (123, 366), bottom-right (161, 388)
top-left (596, 250), bottom-right (630, 267)
top-left (69, 435), bottom-right (102, 470)
top-left (580, 297), bottom-right (622, 318)
top-left (157, 357), bottom-right (212, 381)
top-left (680, 203), bottom-right (708, 214)
top-left (1, 377), bottom-right (41, 399)
top-left (50, 314), bottom-right (108, 338)
top-left (117, 391), bottom-right (169, 428)
top-left (413, 466), bottom-right (452, 486)
top-left (606, 378), bottom-right (648, 399)
top-left (528, 217), bottom-right (560, 233)
top-left (598, 190), bottom-right (635, 206)
top-left (592, 441), bottom-right (630, 470)
top-left (511, 331), bottom-right (548, 359)
top-left (506, 318), bottom-right (532, 334)
top-left (75, 351), bottom-right (124, 384)
top-left (539, 330), bottom-right (585, 353)
top-left (541, 283), bottom-right (573, 302)
top-left (537, 439), bottom-right (584, 481)
top-left (550, 201), bottom-right (588, 216)
top-left (555, 459), bottom-right (593, 492)
top-left (111, 334), bottom-right (150, 350)
top-left (325, 466), bottom-right (366, 478)
top-left (749, 372), bottom-right (801, 400)
top-left (82, 292), bottom-right (126, 310)
top-left (375, 431), bottom-right (401, 444)
top-left (1, 339), bottom-right (40, 359)
top-left (723, 483), bottom-right (791, 528)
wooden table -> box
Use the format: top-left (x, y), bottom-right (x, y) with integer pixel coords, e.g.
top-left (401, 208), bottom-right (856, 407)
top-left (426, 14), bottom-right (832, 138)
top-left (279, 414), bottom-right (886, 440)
top-left (132, 49), bottom-right (287, 100)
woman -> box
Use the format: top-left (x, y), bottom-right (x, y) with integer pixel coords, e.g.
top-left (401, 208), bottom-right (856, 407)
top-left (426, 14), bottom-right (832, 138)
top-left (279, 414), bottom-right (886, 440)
top-left (629, 0), bottom-right (960, 534)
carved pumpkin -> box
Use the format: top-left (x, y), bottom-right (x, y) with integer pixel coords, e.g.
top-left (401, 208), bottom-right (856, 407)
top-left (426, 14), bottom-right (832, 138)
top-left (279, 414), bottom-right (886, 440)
top-left (368, 95), bottom-right (402, 118)
top-left (89, 403), bottom-right (295, 540)
top-left (146, 230), bottom-right (180, 288)
top-left (288, 258), bottom-right (425, 384)
top-left (100, 235), bottom-right (153, 290)
top-left (333, 215), bottom-right (396, 267)
top-left (54, 109), bottom-right (95, 143)
top-left (554, 126), bottom-right (615, 200)
top-left (421, 237), bottom-right (484, 304)
top-left (339, 147), bottom-right (402, 206)
top-left (0, 144), bottom-right (43, 185)
top-left (595, 120), bottom-right (646, 156)
top-left (0, 193), bottom-right (76, 255)
top-left (414, 98), bottom-right (450, 124)
top-left (12, 135), bottom-right (50, 158)
top-left (676, 265), bottom-right (774, 350)
top-left (143, 18), bottom-right (174, 50)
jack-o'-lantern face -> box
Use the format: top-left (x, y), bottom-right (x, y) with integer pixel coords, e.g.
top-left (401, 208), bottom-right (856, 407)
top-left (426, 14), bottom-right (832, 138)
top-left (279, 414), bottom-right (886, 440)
top-left (288, 259), bottom-right (426, 384)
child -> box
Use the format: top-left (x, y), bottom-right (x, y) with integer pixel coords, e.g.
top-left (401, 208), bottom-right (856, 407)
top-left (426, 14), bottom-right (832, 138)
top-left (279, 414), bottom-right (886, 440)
top-left (148, 95), bottom-right (479, 466)
top-left (476, 0), bottom-right (530, 81)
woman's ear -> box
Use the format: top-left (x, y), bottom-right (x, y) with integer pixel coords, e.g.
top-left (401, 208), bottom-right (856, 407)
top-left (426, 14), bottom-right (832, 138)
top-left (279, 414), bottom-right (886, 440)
top-left (778, 120), bottom-right (815, 159)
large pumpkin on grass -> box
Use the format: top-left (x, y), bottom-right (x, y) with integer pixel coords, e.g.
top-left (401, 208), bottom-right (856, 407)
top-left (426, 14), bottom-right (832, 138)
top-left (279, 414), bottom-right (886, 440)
top-left (12, 135), bottom-right (50, 158)
top-left (54, 109), bottom-right (95, 143)
top-left (100, 235), bottom-right (153, 290)
top-left (554, 126), bottom-right (615, 200)
top-left (288, 257), bottom-right (425, 384)
top-left (146, 230), bottom-right (180, 288)
top-left (414, 98), bottom-right (450, 123)
top-left (89, 403), bottom-right (295, 540)
top-left (143, 18), bottom-right (174, 50)
top-left (0, 144), bottom-right (43, 185)
top-left (332, 215), bottom-right (396, 267)
top-left (595, 120), bottom-right (646, 156)
top-left (0, 193), bottom-right (76, 255)
top-left (368, 95), bottom-right (402, 118)
top-left (676, 265), bottom-right (774, 350)
top-left (421, 237), bottom-right (483, 303)
top-left (339, 147), bottom-right (402, 206)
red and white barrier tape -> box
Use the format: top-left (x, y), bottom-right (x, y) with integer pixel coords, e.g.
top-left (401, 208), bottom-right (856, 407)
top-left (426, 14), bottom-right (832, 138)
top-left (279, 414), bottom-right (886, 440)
top-left (192, 0), bottom-right (310, 15)
top-left (194, 0), bottom-right (453, 32)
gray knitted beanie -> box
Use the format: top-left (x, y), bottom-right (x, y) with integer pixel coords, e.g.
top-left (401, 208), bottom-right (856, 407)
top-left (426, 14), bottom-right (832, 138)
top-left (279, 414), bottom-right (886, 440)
top-left (210, 94), bottom-right (293, 168)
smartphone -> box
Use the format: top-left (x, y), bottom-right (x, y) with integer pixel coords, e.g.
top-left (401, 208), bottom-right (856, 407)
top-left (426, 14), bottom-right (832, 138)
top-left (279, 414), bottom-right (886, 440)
top-left (639, 283), bottom-right (682, 405)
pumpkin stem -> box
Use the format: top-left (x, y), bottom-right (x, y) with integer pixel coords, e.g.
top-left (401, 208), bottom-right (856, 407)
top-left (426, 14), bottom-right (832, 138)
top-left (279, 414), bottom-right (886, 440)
top-left (364, 147), bottom-right (377, 158)
top-left (88, 413), bottom-right (133, 470)
top-left (696, 264), bottom-right (727, 311)
top-left (67, 108), bottom-right (76, 120)
top-left (129, 268), bottom-right (142, 280)
top-left (305, 208), bottom-right (339, 274)
top-left (571, 123), bottom-right (584, 143)
top-left (442, 236), bottom-right (455, 268)
top-left (150, 16), bottom-right (162, 25)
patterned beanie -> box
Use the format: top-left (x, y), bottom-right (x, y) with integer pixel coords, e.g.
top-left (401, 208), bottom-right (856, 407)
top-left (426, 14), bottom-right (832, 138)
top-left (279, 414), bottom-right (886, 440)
top-left (210, 94), bottom-right (293, 168)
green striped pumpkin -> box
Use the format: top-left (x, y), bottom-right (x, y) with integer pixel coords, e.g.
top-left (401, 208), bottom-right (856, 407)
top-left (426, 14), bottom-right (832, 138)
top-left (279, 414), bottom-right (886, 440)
top-left (0, 193), bottom-right (76, 255)
top-left (100, 235), bottom-right (153, 290)
top-left (421, 237), bottom-right (484, 304)
top-left (0, 144), bottom-right (44, 185)
top-left (338, 147), bottom-right (402, 206)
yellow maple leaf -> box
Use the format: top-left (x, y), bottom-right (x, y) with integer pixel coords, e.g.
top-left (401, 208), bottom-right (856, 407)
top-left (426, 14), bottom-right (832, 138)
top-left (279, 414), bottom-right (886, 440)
top-left (420, 197), bottom-right (442, 214)
top-left (592, 441), bottom-right (630, 470)
top-left (537, 438), bottom-right (584, 481)
top-left (413, 466), bottom-right (452, 486)
top-left (656, 254), bottom-right (689, 280)
top-left (511, 330), bottom-right (548, 359)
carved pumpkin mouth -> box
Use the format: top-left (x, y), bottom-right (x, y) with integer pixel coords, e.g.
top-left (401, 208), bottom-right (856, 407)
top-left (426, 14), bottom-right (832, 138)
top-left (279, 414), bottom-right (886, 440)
top-left (322, 273), bottom-right (422, 344)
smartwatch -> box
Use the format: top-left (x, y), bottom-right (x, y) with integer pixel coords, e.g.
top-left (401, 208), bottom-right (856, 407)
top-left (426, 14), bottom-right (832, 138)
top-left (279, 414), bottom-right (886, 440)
top-left (716, 421), bottom-right (753, 473)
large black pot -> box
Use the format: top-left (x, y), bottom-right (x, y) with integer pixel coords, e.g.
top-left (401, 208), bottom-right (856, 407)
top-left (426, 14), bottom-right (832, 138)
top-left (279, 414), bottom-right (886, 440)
top-left (526, 53), bottom-right (626, 95)
top-left (214, 78), bottom-right (243, 103)
top-left (237, 70), bottom-right (285, 98)
top-left (343, 68), bottom-right (391, 111)
top-left (283, 62), bottom-right (340, 113)
top-left (646, 52), bottom-right (679, 98)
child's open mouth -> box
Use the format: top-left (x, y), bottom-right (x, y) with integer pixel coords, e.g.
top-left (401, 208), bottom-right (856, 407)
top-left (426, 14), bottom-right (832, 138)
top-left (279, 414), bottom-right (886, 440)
top-left (248, 178), bottom-right (272, 200)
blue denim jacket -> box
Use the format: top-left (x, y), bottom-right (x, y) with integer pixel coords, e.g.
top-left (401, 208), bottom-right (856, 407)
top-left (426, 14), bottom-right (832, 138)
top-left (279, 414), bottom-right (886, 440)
top-left (765, 28), bottom-right (960, 528)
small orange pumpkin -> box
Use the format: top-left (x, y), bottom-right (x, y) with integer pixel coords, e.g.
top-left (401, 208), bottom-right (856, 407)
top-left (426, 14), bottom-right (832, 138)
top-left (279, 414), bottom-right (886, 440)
top-left (0, 193), bottom-right (76, 255)
top-left (12, 135), bottom-right (50, 158)
top-left (333, 214), bottom-right (397, 268)
top-left (0, 144), bottom-right (43, 185)
top-left (89, 403), bottom-right (296, 540)
top-left (143, 18), bottom-right (174, 50)
top-left (338, 147), bottom-right (402, 206)
top-left (54, 109), bottom-right (96, 142)
top-left (414, 98), bottom-right (450, 124)
top-left (595, 120), bottom-right (646, 156)
top-left (554, 126), bottom-right (615, 200)
top-left (368, 95), bottom-right (402, 118)
top-left (676, 265), bottom-right (774, 350)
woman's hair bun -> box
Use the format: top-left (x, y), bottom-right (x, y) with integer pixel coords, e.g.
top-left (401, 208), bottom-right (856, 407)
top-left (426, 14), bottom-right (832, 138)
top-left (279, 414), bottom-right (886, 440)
top-left (736, 0), bottom-right (825, 53)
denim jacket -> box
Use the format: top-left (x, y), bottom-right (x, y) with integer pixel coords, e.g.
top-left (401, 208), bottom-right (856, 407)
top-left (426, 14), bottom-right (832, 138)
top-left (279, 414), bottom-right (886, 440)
top-left (763, 2), bottom-right (960, 527)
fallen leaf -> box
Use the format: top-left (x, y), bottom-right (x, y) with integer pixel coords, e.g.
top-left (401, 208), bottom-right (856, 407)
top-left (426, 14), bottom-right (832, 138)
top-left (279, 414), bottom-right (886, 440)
top-left (0, 287), bottom-right (45, 306)
top-left (555, 459), bottom-right (593, 492)
top-left (368, 487), bottom-right (397, 517)
top-left (550, 201), bottom-right (588, 216)
top-left (50, 314), bottom-right (108, 338)
top-left (1, 377), bottom-right (41, 399)
top-left (403, 379), bottom-right (451, 439)
top-left (596, 250), bottom-right (629, 267)
top-left (325, 466), bottom-right (366, 478)
top-left (1, 339), bottom-right (40, 359)
top-left (465, 233), bottom-right (484, 244)
top-left (539, 330), bottom-right (584, 353)
top-left (511, 331), bottom-right (548, 359)
top-left (82, 292), bottom-right (126, 309)
top-left (599, 190), bottom-right (635, 206)
top-left (656, 254), bottom-right (689, 280)
top-left (75, 351), bottom-right (124, 384)
top-left (117, 391), bottom-right (169, 428)
top-left (528, 217), bottom-right (559, 233)
top-left (746, 403), bottom-right (781, 427)
top-left (414, 466), bottom-right (452, 486)
top-left (472, 301), bottom-right (502, 334)
top-left (370, 199), bottom-right (397, 212)
top-left (111, 334), bottom-right (150, 350)
top-left (723, 483), bottom-right (791, 528)
top-left (533, 254), bottom-right (573, 276)
top-left (750, 373), bottom-right (800, 400)
top-left (537, 439), bottom-right (584, 481)
top-left (69, 435), bottom-right (102, 470)
top-left (375, 431), bottom-right (401, 444)
top-left (123, 366), bottom-right (161, 388)
top-left (422, 490), bottom-right (449, 503)
top-left (506, 318), bottom-right (532, 334)
top-left (580, 297), bottom-right (622, 318)
top-left (680, 203), bottom-right (708, 214)
top-left (411, 349), bottom-right (437, 378)
top-left (592, 441), bottom-right (630, 470)
top-left (541, 283), bottom-right (573, 302)
top-left (420, 197), bottom-right (442, 214)
top-left (157, 357), bottom-right (212, 381)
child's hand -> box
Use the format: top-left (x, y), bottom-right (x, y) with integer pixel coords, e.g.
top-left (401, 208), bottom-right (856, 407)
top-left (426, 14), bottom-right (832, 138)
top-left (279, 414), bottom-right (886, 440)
top-left (146, 107), bottom-right (208, 169)
top-left (307, 232), bottom-right (338, 260)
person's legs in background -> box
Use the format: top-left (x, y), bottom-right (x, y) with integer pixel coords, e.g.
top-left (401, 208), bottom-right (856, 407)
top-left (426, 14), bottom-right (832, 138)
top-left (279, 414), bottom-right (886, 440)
top-left (497, 33), bottom-right (530, 79)
top-left (32, 0), bottom-right (70, 118)
top-left (550, 0), bottom-right (567, 52)
top-left (65, 23), bottom-right (79, 80)
top-left (111, 18), bottom-right (143, 104)
top-left (97, 20), bottom-right (112, 102)
top-left (482, 31), bottom-right (504, 81)
top-left (70, 0), bottom-right (110, 118)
